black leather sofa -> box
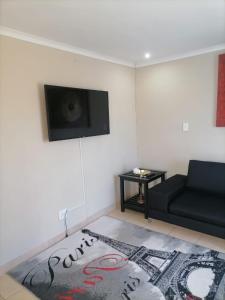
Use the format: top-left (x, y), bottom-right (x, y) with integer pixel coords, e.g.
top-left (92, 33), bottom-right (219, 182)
top-left (148, 160), bottom-right (225, 239)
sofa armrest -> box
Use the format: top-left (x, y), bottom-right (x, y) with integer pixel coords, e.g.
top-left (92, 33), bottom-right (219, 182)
top-left (148, 174), bottom-right (186, 212)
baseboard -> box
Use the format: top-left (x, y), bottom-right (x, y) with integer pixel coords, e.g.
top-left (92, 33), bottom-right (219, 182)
top-left (0, 204), bottom-right (115, 275)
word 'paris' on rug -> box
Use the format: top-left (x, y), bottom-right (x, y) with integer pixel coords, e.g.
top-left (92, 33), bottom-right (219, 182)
top-left (9, 216), bottom-right (225, 300)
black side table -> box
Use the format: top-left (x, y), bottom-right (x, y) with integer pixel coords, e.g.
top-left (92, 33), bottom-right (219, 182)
top-left (119, 169), bottom-right (166, 219)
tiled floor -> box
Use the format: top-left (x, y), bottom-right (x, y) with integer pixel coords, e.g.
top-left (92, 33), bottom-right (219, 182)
top-left (0, 208), bottom-right (224, 299)
top-left (0, 275), bottom-right (38, 300)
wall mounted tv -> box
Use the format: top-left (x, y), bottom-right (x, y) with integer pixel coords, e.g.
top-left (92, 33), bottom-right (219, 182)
top-left (44, 85), bottom-right (110, 141)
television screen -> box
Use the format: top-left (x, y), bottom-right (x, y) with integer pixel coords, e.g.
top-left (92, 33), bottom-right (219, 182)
top-left (44, 85), bottom-right (110, 141)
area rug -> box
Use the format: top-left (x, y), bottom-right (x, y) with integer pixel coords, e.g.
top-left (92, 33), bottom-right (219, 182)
top-left (9, 216), bottom-right (225, 300)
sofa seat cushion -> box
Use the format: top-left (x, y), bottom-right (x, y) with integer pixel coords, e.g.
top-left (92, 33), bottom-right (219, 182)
top-left (169, 190), bottom-right (225, 227)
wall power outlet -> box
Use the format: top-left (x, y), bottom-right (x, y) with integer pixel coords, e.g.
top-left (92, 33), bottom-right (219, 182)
top-left (58, 208), bottom-right (67, 221)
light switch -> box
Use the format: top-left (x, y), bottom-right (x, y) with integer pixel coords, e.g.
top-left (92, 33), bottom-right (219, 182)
top-left (183, 121), bottom-right (189, 132)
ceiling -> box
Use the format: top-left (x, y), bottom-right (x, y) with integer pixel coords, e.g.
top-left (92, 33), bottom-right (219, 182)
top-left (0, 0), bottom-right (225, 67)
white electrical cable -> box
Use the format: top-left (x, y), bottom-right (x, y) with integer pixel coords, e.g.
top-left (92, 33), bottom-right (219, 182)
top-left (63, 138), bottom-right (87, 238)
top-left (79, 138), bottom-right (87, 221)
top-left (64, 209), bottom-right (69, 238)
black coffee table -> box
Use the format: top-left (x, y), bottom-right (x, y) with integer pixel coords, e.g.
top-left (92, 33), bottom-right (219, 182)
top-left (119, 169), bottom-right (166, 219)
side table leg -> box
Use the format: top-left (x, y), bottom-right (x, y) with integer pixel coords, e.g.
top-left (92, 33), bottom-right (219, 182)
top-left (161, 173), bottom-right (166, 182)
top-left (120, 178), bottom-right (125, 212)
top-left (144, 183), bottom-right (148, 219)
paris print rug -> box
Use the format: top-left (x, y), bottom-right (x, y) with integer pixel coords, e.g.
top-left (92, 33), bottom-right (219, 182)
top-left (9, 216), bottom-right (225, 300)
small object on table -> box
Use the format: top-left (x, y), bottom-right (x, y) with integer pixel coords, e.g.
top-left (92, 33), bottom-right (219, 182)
top-left (134, 168), bottom-right (153, 204)
top-left (119, 169), bottom-right (166, 219)
top-left (133, 168), bottom-right (151, 177)
top-left (138, 182), bottom-right (144, 204)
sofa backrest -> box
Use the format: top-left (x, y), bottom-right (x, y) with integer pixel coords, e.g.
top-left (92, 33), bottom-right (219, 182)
top-left (186, 160), bottom-right (225, 196)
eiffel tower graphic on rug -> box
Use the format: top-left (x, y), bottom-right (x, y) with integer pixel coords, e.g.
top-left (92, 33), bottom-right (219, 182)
top-left (82, 229), bottom-right (225, 300)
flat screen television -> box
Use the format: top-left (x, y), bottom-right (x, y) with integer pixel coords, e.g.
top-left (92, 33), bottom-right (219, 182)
top-left (44, 85), bottom-right (110, 141)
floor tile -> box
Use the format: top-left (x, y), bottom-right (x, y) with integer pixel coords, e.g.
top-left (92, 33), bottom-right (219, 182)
top-left (7, 289), bottom-right (39, 300)
top-left (197, 233), bottom-right (225, 252)
top-left (0, 275), bottom-right (23, 299)
top-left (109, 209), bottom-right (174, 235)
top-left (109, 209), bottom-right (145, 225)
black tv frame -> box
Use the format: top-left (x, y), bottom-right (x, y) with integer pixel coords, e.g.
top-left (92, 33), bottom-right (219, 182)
top-left (44, 84), bottom-right (110, 141)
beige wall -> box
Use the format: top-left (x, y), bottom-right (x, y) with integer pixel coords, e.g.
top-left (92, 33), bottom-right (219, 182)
top-left (0, 36), bottom-right (138, 266)
top-left (1, 35), bottom-right (225, 267)
top-left (136, 53), bottom-right (225, 177)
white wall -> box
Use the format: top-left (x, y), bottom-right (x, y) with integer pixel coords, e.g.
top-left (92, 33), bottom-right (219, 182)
top-left (0, 36), bottom-right (138, 266)
top-left (135, 52), bottom-right (225, 177)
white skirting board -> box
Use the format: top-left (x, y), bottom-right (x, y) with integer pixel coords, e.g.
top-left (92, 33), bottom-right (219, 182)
top-left (0, 204), bottom-right (115, 275)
